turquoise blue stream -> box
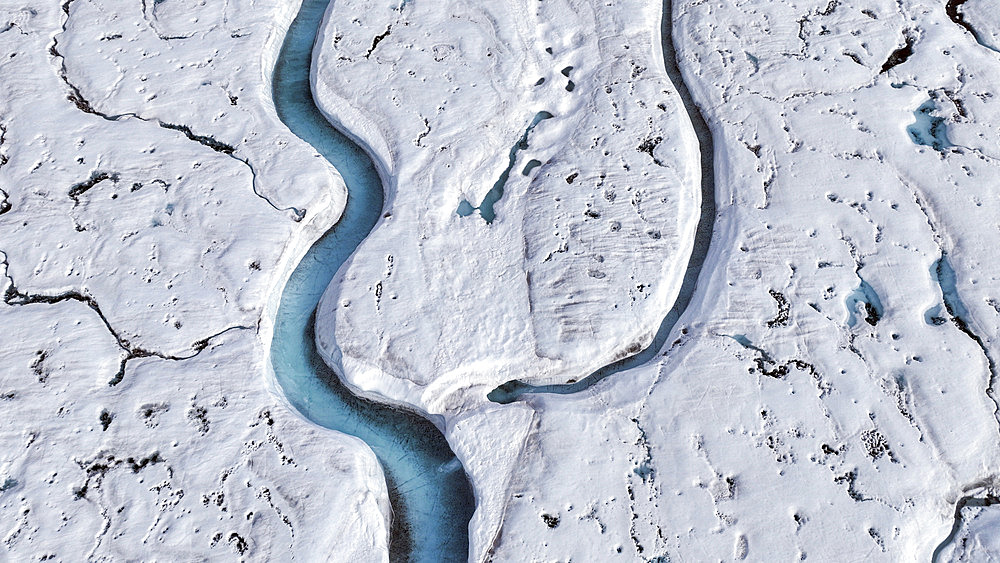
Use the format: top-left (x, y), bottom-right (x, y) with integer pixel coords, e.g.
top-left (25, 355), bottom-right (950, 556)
top-left (270, 0), bottom-right (474, 560)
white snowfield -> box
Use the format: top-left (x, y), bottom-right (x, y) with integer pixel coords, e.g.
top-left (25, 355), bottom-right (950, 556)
top-left (0, 0), bottom-right (388, 560)
top-left (2, 0), bottom-right (1000, 560)
top-left (312, 0), bottom-right (700, 417)
top-left (313, 0), bottom-right (1000, 560)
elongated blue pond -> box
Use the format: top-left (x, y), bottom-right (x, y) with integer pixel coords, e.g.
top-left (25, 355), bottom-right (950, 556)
top-left (269, 0), bottom-right (474, 560)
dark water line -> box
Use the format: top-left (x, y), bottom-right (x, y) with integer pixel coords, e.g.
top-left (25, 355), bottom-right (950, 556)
top-left (269, 0), bottom-right (474, 560)
top-left (933, 253), bottom-right (1000, 431)
top-left (931, 493), bottom-right (1000, 562)
top-left (488, 0), bottom-right (717, 403)
top-left (946, 0), bottom-right (1000, 53)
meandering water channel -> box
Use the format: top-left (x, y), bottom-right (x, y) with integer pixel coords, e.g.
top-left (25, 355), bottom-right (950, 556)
top-left (269, 0), bottom-right (474, 560)
top-left (269, 0), bottom-right (716, 557)
top-left (488, 0), bottom-right (717, 403)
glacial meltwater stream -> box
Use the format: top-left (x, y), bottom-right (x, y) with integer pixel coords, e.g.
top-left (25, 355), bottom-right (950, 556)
top-left (269, 0), bottom-right (474, 560)
top-left (488, 0), bottom-right (717, 403)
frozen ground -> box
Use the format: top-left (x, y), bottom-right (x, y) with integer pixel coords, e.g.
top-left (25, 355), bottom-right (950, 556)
top-left (3, 0), bottom-right (1000, 560)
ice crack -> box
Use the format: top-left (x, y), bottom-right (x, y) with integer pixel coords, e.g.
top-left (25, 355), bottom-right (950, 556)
top-left (48, 0), bottom-right (305, 221)
top-left (1, 251), bottom-right (250, 386)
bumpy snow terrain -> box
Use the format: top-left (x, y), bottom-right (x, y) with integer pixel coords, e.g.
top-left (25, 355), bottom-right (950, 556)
top-left (3, 0), bottom-right (1000, 559)
top-left (311, 0), bottom-right (1000, 560)
top-left (0, 0), bottom-right (389, 560)
top-left (312, 0), bottom-right (701, 417)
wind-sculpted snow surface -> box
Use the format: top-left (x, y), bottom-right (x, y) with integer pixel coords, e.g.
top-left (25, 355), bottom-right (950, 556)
top-left (312, 0), bottom-right (700, 417)
top-left (0, 0), bottom-right (390, 559)
top-left (424, 0), bottom-right (1000, 560)
top-left (7, 0), bottom-right (1000, 558)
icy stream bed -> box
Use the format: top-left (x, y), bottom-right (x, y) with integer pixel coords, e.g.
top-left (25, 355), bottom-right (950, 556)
top-left (269, 0), bottom-right (474, 559)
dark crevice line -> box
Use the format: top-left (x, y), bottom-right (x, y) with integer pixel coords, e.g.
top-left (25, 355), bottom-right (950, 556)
top-left (139, 0), bottom-right (196, 41)
top-left (1, 251), bottom-right (249, 385)
top-left (50, 0), bottom-right (137, 122)
top-left (0, 121), bottom-right (9, 215)
top-left (156, 122), bottom-right (304, 220)
top-left (240, 157), bottom-right (306, 221)
top-left (879, 29), bottom-right (915, 73)
top-left (68, 170), bottom-right (119, 204)
top-left (727, 334), bottom-right (822, 385)
top-left (902, 179), bottom-right (1000, 433)
top-left (945, 0), bottom-right (974, 34)
top-left (158, 122), bottom-right (236, 155)
top-left (364, 25), bottom-right (392, 59)
top-left (946, 0), bottom-right (980, 41)
top-left (487, 0), bottom-right (717, 403)
top-left (765, 289), bottom-right (790, 327)
top-left (47, 0), bottom-right (303, 221)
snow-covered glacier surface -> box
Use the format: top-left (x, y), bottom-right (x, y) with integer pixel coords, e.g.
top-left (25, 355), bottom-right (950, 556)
top-left (0, 0), bottom-right (393, 559)
top-left (4, 0), bottom-right (1000, 559)
top-left (311, 0), bottom-right (701, 418)
top-left (309, 0), bottom-right (1000, 560)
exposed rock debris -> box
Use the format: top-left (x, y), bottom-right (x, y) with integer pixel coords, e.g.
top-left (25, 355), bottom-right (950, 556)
top-left (68, 170), bottom-right (120, 204)
top-left (880, 30), bottom-right (916, 73)
top-left (365, 25), bottom-right (392, 59)
top-left (766, 290), bottom-right (790, 327)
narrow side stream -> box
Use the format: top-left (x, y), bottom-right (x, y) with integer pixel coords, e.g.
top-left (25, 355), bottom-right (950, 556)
top-left (269, 0), bottom-right (474, 560)
top-left (489, 0), bottom-right (717, 403)
top-left (946, 0), bottom-right (1000, 53)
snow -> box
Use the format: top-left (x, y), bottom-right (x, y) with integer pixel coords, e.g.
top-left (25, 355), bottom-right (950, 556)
top-left (310, 0), bottom-right (1000, 560)
top-left (312, 0), bottom-right (700, 418)
top-left (0, 0), bottom-right (389, 559)
top-left (4, 0), bottom-right (1000, 559)
top-left (443, 0), bottom-right (1000, 559)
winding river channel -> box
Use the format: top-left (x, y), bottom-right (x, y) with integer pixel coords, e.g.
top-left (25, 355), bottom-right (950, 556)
top-left (267, 0), bottom-right (1000, 559)
top-left (269, 0), bottom-right (715, 558)
top-left (269, 0), bottom-right (474, 560)
top-left (488, 0), bottom-right (717, 403)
